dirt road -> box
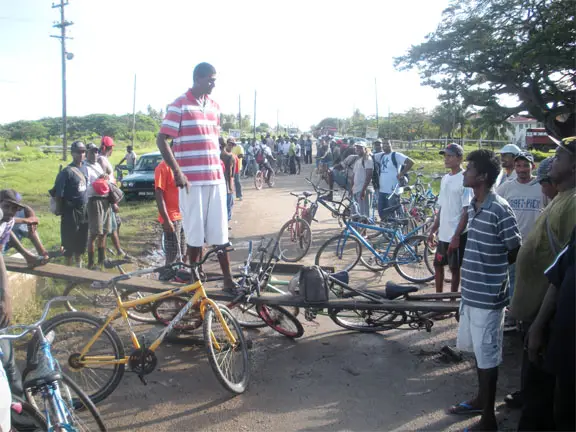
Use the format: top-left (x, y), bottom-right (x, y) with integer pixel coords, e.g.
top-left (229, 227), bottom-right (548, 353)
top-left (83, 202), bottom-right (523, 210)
top-left (98, 170), bottom-right (522, 431)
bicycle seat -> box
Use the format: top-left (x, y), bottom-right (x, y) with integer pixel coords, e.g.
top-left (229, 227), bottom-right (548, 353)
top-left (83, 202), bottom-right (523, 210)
top-left (24, 364), bottom-right (62, 389)
top-left (302, 191), bottom-right (313, 198)
top-left (385, 282), bottom-right (419, 299)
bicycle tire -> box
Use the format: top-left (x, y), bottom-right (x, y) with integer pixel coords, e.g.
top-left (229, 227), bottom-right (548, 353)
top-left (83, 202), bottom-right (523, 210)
top-left (27, 312), bottom-right (125, 405)
top-left (11, 395), bottom-right (48, 432)
top-left (329, 309), bottom-right (407, 332)
top-left (226, 302), bottom-right (267, 329)
top-left (315, 234), bottom-right (362, 273)
top-left (276, 218), bottom-right (312, 263)
top-left (152, 296), bottom-right (203, 331)
top-left (23, 373), bottom-right (107, 432)
top-left (256, 304), bottom-right (304, 339)
top-left (393, 235), bottom-right (434, 283)
top-left (254, 171), bottom-right (263, 190)
top-left (63, 282), bottom-right (156, 324)
top-left (203, 305), bottom-right (250, 394)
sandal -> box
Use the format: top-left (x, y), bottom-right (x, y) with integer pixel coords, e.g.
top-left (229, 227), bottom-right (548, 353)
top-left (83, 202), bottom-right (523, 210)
top-left (448, 401), bottom-right (483, 415)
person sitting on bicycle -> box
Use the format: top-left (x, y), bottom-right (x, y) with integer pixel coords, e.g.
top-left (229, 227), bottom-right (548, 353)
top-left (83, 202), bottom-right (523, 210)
top-left (323, 152), bottom-right (359, 201)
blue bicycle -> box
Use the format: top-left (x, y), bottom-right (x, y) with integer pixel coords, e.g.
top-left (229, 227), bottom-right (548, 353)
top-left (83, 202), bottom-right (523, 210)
top-left (314, 212), bottom-right (434, 283)
top-left (0, 297), bottom-right (107, 431)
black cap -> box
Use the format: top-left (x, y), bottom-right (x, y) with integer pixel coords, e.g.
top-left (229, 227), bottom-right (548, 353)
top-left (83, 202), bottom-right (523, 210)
top-left (0, 189), bottom-right (26, 208)
top-left (439, 143), bottom-right (464, 157)
top-left (71, 141), bottom-right (86, 152)
top-left (514, 151), bottom-right (535, 164)
top-left (86, 143), bottom-right (99, 152)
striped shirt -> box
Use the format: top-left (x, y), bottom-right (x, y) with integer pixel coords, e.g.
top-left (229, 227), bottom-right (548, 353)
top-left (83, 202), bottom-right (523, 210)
top-left (461, 192), bottom-right (522, 310)
top-left (159, 90), bottom-right (223, 185)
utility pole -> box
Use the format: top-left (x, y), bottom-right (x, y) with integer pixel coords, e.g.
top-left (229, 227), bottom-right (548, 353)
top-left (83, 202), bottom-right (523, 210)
top-left (253, 90), bottom-right (257, 139)
top-left (51, 0), bottom-right (73, 161)
top-left (238, 95), bottom-right (242, 130)
top-left (131, 74), bottom-right (137, 147)
top-left (375, 78), bottom-right (379, 129)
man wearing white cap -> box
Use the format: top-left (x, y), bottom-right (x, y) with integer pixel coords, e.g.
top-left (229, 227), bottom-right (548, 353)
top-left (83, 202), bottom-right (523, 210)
top-left (496, 144), bottom-right (522, 186)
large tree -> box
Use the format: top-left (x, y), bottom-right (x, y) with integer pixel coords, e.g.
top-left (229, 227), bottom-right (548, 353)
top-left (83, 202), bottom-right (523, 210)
top-left (395, 0), bottom-right (575, 139)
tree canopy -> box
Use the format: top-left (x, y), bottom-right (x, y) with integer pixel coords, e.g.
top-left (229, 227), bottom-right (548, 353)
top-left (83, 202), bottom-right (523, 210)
top-left (395, 0), bottom-right (575, 139)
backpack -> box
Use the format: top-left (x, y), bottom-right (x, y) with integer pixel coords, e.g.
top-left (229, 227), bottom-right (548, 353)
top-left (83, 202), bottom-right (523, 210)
top-left (298, 265), bottom-right (330, 303)
top-left (255, 148), bottom-right (264, 164)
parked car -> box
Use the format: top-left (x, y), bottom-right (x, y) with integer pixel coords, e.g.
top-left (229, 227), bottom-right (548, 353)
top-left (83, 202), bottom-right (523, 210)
top-left (120, 151), bottom-right (163, 200)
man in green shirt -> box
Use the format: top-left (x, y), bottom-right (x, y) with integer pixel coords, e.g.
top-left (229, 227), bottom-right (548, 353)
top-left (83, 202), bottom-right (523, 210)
top-left (510, 137), bottom-right (575, 430)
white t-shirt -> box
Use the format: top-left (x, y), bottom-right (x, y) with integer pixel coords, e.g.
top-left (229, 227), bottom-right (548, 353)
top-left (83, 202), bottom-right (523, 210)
top-left (125, 151), bottom-right (137, 167)
top-left (497, 179), bottom-right (544, 240)
top-left (98, 155), bottom-right (116, 184)
top-left (374, 151), bottom-right (407, 194)
top-left (295, 143), bottom-right (301, 157)
top-left (85, 161), bottom-right (105, 198)
top-left (352, 156), bottom-right (374, 194)
top-left (438, 170), bottom-right (473, 243)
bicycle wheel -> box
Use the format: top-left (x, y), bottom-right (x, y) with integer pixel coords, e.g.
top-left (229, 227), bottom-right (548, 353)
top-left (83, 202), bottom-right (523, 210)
top-left (152, 296), bottom-right (203, 331)
top-left (276, 218), bottom-right (312, 263)
top-left (64, 283), bottom-right (156, 324)
top-left (24, 374), bottom-right (107, 431)
top-left (203, 305), bottom-right (250, 394)
top-left (393, 235), bottom-right (434, 283)
top-left (267, 170), bottom-right (276, 187)
top-left (329, 309), bottom-right (406, 332)
top-left (254, 171), bottom-right (263, 190)
top-left (315, 234), bottom-right (362, 272)
top-left (256, 304), bottom-right (304, 339)
top-left (226, 302), bottom-right (267, 329)
top-left (27, 312), bottom-right (125, 405)
top-left (11, 396), bottom-right (48, 432)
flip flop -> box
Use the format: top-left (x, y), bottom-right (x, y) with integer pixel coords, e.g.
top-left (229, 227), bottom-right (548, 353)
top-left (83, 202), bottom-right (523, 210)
top-left (448, 402), bottom-right (483, 415)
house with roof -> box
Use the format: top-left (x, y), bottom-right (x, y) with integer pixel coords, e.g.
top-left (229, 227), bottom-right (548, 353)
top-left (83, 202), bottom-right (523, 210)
top-left (506, 116), bottom-right (544, 147)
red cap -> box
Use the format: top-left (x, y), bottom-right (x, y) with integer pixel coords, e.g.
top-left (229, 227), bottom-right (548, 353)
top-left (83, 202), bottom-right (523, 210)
top-left (101, 136), bottom-right (115, 148)
top-left (92, 178), bottom-right (110, 196)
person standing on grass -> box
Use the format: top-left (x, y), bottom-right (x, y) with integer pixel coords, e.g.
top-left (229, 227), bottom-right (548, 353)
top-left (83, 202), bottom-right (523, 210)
top-left (427, 144), bottom-right (472, 294)
top-left (229, 138), bottom-right (244, 201)
top-left (53, 141), bottom-right (89, 267)
top-left (349, 142), bottom-right (373, 218)
top-left (373, 140), bottom-right (414, 219)
top-left (156, 62), bottom-right (238, 292)
top-left (99, 136), bottom-right (129, 258)
top-left (448, 149), bottom-right (521, 432)
top-left (496, 152), bottom-right (544, 331)
top-left (155, 160), bottom-right (186, 265)
top-left (117, 145), bottom-right (138, 174)
top-left (496, 144), bottom-right (521, 186)
top-left (85, 143), bottom-right (112, 269)
top-left (508, 137), bottom-right (575, 431)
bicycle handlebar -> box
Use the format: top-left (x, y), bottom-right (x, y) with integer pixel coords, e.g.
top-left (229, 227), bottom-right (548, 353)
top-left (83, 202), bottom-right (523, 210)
top-left (0, 296), bottom-right (75, 340)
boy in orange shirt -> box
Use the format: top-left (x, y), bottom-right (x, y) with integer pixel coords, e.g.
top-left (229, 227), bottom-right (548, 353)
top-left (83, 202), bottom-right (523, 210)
top-left (154, 160), bottom-right (187, 264)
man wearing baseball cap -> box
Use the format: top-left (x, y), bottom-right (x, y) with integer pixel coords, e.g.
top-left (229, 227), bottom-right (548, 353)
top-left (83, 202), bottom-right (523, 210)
top-left (496, 143), bottom-right (522, 186)
top-left (52, 140), bottom-right (89, 266)
top-left (510, 137), bottom-right (575, 430)
top-left (428, 144), bottom-right (472, 295)
top-left (530, 157), bottom-right (557, 203)
top-left (497, 152), bottom-right (544, 332)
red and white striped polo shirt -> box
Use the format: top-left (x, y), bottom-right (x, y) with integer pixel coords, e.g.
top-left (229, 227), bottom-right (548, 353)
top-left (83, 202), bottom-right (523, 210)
top-left (159, 90), bottom-right (223, 185)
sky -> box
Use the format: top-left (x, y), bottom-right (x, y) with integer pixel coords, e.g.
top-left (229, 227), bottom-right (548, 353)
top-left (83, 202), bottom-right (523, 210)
top-left (0, 0), bottom-right (450, 130)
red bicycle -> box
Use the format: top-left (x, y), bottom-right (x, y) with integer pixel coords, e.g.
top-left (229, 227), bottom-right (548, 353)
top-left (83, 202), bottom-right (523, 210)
top-left (276, 192), bottom-right (314, 262)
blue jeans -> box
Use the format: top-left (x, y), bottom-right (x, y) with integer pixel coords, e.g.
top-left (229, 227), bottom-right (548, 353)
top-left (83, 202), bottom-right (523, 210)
top-left (377, 193), bottom-right (399, 220)
top-left (227, 193), bottom-right (234, 221)
top-left (234, 173), bottom-right (242, 198)
top-left (353, 191), bottom-right (372, 218)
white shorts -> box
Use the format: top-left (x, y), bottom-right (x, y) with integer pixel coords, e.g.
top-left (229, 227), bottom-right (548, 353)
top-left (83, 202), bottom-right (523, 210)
top-left (456, 303), bottom-right (504, 369)
top-left (179, 184), bottom-right (228, 247)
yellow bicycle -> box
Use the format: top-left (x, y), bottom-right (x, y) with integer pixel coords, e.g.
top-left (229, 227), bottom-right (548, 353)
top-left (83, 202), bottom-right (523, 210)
top-left (27, 246), bottom-right (250, 403)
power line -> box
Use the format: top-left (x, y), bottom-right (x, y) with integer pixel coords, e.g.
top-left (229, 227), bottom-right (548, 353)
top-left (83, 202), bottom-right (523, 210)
top-left (51, 0), bottom-right (73, 161)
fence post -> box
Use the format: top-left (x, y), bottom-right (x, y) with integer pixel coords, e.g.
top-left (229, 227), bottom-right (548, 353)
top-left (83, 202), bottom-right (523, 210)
top-left (478, 138), bottom-right (482, 149)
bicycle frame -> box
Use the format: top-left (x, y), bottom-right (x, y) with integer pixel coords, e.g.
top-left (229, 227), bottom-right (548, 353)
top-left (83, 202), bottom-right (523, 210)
top-left (338, 219), bottom-right (427, 265)
top-left (78, 280), bottom-right (236, 367)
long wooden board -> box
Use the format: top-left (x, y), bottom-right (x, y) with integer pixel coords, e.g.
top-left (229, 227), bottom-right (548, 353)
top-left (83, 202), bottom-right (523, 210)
top-left (5, 257), bottom-right (458, 312)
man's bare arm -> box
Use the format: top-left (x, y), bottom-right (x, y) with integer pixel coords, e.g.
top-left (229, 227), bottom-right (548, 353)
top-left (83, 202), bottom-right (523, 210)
top-left (156, 133), bottom-right (188, 190)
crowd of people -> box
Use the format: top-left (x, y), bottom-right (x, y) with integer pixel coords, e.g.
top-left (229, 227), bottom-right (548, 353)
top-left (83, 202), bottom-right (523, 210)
top-left (0, 60), bottom-right (574, 431)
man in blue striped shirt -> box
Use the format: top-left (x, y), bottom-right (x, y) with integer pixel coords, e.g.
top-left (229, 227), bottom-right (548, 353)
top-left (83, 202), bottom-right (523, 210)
top-left (448, 150), bottom-right (522, 431)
